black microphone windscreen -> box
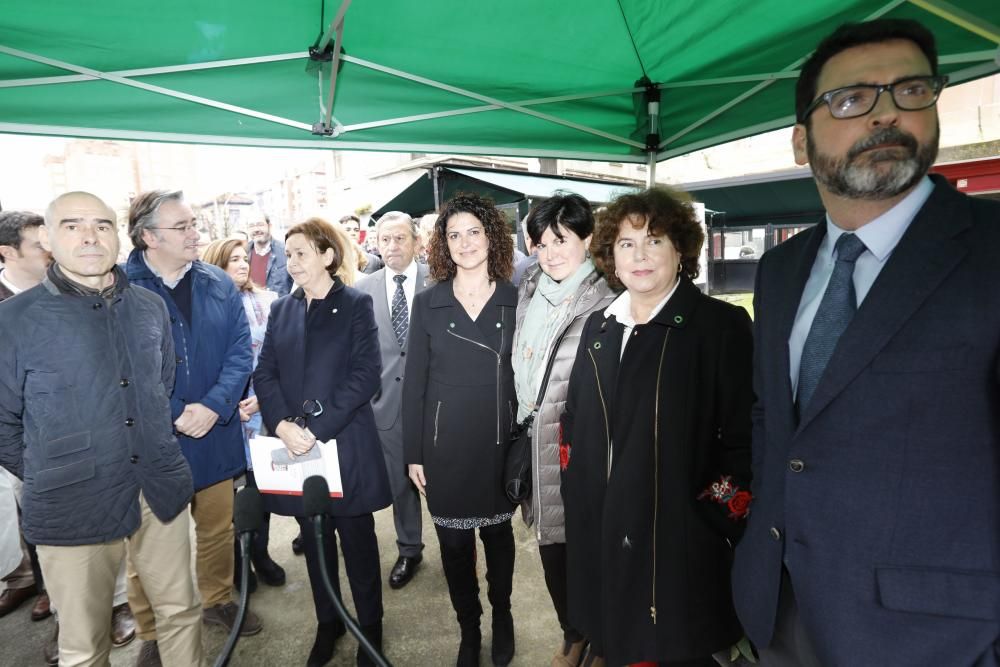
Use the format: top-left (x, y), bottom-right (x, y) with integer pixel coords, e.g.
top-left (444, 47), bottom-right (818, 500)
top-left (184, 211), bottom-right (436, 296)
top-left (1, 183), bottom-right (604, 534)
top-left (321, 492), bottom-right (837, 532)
top-left (302, 475), bottom-right (331, 517)
top-left (233, 487), bottom-right (264, 535)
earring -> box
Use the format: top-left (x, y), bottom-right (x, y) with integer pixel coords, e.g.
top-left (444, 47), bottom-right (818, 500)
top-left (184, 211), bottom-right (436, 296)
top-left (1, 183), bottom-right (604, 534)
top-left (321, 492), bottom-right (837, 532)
top-left (585, 250), bottom-right (592, 259)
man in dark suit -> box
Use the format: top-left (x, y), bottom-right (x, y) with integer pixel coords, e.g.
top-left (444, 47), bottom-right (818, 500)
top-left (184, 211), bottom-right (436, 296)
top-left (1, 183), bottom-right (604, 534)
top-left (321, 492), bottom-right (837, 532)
top-left (732, 18), bottom-right (1000, 667)
top-left (356, 211), bottom-right (430, 589)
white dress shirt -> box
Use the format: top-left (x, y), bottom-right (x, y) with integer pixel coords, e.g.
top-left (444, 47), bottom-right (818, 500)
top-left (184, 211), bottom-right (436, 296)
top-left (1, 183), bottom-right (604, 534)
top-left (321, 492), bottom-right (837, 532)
top-left (603, 279), bottom-right (681, 359)
top-left (0, 269), bottom-right (25, 296)
top-left (788, 176), bottom-right (934, 397)
top-left (383, 260), bottom-right (418, 315)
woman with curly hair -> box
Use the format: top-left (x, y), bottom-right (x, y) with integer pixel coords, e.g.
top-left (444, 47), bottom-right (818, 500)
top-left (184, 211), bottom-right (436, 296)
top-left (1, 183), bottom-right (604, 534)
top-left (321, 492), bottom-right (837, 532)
top-left (402, 193), bottom-right (517, 667)
top-left (560, 186), bottom-right (754, 666)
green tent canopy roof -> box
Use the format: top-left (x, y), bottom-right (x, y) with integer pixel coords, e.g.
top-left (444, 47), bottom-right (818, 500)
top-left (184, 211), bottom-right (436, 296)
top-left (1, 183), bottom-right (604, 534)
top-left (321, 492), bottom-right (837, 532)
top-left (1, 1), bottom-right (998, 162)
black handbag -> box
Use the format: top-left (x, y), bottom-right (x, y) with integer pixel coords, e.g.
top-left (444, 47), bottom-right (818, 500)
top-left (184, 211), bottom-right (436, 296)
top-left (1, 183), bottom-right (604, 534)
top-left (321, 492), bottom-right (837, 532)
top-left (503, 329), bottom-right (569, 504)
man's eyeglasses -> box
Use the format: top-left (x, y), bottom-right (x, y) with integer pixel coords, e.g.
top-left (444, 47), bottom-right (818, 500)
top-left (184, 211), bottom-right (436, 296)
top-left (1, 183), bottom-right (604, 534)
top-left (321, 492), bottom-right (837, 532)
top-left (150, 222), bottom-right (199, 233)
top-left (800, 75), bottom-right (948, 122)
top-left (291, 399), bottom-right (323, 430)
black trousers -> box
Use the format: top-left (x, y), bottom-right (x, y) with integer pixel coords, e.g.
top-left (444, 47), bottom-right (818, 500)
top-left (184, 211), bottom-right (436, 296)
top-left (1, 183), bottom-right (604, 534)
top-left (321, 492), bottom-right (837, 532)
top-left (295, 513), bottom-right (383, 627)
top-left (755, 568), bottom-right (822, 667)
top-left (434, 519), bottom-right (515, 630)
top-left (538, 542), bottom-right (583, 644)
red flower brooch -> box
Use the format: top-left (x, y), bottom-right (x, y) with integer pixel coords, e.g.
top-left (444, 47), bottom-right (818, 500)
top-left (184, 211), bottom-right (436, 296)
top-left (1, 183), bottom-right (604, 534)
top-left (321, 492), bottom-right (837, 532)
top-left (558, 424), bottom-right (570, 470)
top-left (698, 475), bottom-right (751, 520)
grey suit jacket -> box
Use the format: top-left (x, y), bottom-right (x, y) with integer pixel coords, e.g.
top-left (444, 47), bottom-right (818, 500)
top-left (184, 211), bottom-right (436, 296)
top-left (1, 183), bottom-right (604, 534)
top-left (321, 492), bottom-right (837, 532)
top-left (356, 263), bottom-right (431, 432)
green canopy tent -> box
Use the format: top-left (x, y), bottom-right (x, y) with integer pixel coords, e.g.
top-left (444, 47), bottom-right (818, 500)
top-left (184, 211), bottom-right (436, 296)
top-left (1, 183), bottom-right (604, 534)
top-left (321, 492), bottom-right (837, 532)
top-left (1, 0), bottom-right (998, 182)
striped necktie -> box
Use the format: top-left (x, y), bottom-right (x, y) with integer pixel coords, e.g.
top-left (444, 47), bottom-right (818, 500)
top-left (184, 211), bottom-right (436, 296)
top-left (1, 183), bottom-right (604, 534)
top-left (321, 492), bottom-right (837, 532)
top-left (797, 232), bottom-right (867, 414)
top-left (391, 274), bottom-right (408, 347)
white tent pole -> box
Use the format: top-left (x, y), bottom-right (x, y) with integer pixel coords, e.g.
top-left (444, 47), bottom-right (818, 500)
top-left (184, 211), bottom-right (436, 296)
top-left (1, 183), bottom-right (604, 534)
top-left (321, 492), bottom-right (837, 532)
top-left (0, 52), bottom-right (309, 89)
top-left (316, 0), bottom-right (354, 53)
top-left (341, 54), bottom-right (646, 149)
top-left (0, 122), bottom-right (649, 162)
top-left (658, 0), bottom-right (909, 151)
top-left (342, 87), bottom-right (644, 132)
top-left (908, 0), bottom-right (1000, 43)
top-left (0, 45), bottom-right (312, 132)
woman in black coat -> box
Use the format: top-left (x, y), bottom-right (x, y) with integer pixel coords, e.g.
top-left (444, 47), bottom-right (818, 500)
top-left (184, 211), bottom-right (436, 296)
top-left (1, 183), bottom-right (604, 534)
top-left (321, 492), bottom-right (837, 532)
top-left (254, 217), bottom-right (391, 667)
top-left (403, 194), bottom-right (517, 667)
top-left (561, 187), bottom-right (754, 667)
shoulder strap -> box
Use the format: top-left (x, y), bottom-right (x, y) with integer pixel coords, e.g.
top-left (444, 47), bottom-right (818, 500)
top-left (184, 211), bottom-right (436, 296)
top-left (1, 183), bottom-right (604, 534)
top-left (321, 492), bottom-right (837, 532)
top-left (529, 324), bottom-right (571, 419)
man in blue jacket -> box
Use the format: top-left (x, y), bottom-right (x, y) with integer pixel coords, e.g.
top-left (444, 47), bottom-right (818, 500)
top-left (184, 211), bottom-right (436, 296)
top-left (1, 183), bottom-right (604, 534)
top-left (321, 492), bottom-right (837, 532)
top-left (124, 190), bottom-right (261, 664)
top-left (0, 191), bottom-right (201, 665)
top-left (732, 19), bottom-right (1000, 666)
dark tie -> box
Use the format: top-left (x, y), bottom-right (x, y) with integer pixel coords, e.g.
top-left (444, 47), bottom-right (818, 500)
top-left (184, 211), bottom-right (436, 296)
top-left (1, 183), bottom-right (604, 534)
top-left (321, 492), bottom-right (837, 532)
top-left (391, 274), bottom-right (408, 347)
top-left (797, 233), bottom-right (868, 414)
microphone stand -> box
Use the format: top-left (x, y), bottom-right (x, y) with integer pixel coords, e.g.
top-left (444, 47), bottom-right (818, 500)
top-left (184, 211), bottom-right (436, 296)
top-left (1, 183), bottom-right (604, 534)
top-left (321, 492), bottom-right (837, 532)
top-left (214, 488), bottom-right (261, 667)
top-left (304, 476), bottom-right (392, 667)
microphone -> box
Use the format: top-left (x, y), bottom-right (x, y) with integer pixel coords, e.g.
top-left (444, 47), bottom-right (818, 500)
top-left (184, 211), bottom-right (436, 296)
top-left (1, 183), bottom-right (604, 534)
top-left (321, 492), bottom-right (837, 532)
top-left (214, 487), bottom-right (263, 667)
top-left (302, 475), bottom-right (392, 667)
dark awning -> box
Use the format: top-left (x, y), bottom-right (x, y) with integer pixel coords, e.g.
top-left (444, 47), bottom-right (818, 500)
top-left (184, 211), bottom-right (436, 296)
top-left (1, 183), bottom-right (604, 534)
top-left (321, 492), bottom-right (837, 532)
top-left (687, 169), bottom-right (824, 227)
top-left (373, 165), bottom-right (639, 218)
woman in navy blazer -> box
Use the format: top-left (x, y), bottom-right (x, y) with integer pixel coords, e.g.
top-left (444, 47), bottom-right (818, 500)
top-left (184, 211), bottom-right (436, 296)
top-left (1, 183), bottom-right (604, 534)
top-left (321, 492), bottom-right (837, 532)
top-left (254, 217), bottom-right (391, 667)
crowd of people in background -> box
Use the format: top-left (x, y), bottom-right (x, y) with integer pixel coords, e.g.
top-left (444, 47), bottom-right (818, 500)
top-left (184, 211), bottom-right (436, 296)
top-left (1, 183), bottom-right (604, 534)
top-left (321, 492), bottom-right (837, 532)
top-left (1, 17), bottom-right (998, 667)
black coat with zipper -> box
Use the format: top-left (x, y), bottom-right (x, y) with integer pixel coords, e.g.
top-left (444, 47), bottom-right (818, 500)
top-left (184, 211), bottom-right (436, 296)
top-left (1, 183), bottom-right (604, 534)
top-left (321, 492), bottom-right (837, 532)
top-left (561, 277), bottom-right (753, 665)
top-left (402, 279), bottom-right (517, 520)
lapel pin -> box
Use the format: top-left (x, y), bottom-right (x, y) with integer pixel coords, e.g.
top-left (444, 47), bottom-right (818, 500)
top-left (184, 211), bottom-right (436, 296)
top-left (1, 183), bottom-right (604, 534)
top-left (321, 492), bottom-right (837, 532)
top-left (674, 315), bottom-right (683, 324)
top-left (332, 308), bottom-right (339, 314)
top-left (593, 341), bottom-right (602, 350)
top-left (449, 322), bottom-right (455, 328)
top-left (496, 322), bottom-right (501, 328)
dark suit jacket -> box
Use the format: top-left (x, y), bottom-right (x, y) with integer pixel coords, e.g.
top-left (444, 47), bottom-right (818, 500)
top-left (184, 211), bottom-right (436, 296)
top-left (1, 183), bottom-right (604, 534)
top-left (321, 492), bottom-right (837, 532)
top-left (732, 176), bottom-right (1000, 666)
top-left (253, 278), bottom-right (391, 517)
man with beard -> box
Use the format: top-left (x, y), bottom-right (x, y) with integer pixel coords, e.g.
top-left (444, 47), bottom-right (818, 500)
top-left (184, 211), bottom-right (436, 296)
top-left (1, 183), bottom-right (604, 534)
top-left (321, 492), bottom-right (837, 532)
top-left (732, 19), bottom-right (1000, 666)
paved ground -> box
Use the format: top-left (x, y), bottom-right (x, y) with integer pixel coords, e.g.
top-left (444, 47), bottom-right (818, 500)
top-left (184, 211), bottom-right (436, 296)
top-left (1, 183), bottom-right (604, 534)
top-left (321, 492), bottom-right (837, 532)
top-left (0, 504), bottom-right (561, 666)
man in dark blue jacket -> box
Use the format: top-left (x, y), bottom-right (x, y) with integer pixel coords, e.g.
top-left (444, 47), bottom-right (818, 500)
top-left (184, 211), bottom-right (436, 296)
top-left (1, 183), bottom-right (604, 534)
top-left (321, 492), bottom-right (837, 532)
top-left (732, 19), bottom-right (1000, 666)
top-left (124, 189), bottom-right (260, 663)
top-left (0, 191), bottom-right (201, 666)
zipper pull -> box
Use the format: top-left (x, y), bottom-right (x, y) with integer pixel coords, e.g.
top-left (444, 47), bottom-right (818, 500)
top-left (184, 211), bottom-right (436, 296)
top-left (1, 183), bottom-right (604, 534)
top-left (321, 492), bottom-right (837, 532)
top-left (650, 606), bottom-right (657, 624)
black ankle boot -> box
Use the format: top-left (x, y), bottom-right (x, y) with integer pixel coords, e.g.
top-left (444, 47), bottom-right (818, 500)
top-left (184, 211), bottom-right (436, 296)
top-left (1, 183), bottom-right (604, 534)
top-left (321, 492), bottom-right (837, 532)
top-left (456, 624), bottom-right (481, 667)
top-left (356, 622), bottom-right (383, 667)
top-left (307, 620), bottom-right (347, 667)
top-left (490, 610), bottom-right (514, 666)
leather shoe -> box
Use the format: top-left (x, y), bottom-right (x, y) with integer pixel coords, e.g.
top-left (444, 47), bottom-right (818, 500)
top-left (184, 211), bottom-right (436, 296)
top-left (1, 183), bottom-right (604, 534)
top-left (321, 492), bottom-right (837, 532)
top-left (0, 584), bottom-right (36, 617)
top-left (252, 555), bottom-right (286, 587)
top-left (388, 555), bottom-right (422, 589)
top-left (457, 626), bottom-right (481, 667)
top-left (203, 601), bottom-right (263, 636)
top-left (292, 531), bottom-right (304, 556)
top-left (111, 602), bottom-right (137, 647)
top-left (43, 622), bottom-right (59, 666)
top-left (307, 620), bottom-right (346, 667)
top-left (31, 591), bottom-right (52, 621)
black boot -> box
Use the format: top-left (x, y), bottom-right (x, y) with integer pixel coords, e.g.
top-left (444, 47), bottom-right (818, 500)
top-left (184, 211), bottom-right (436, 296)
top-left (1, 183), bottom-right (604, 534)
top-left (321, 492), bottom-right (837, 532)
top-left (490, 611), bottom-right (514, 666)
top-left (356, 622), bottom-right (383, 667)
top-left (306, 620), bottom-right (346, 667)
top-left (457, 624), bottom-right (481, 667)
top-left (482, 522), bottom-right (516, 666)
